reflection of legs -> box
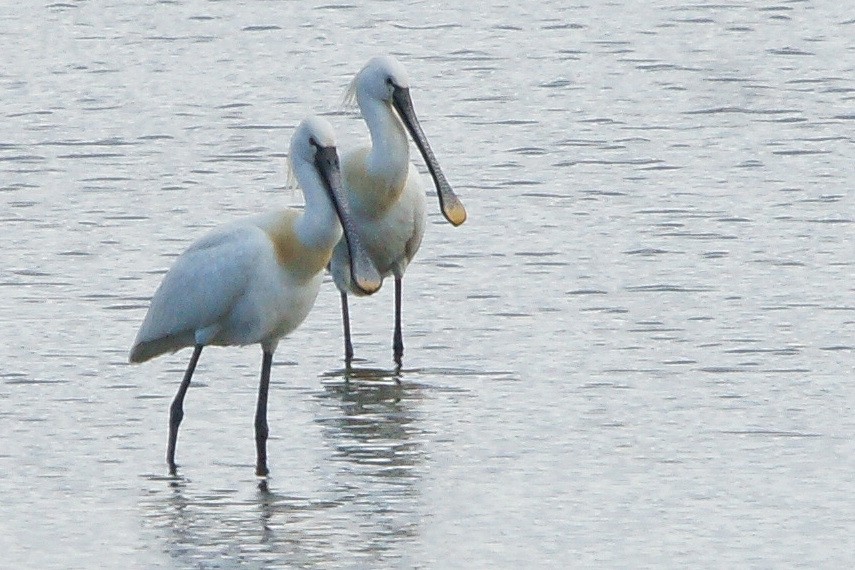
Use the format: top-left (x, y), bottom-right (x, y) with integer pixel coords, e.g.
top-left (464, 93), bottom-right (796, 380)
top-left (393, 277), bottom-right (404, 367)
top-left (341, 291), bottom-right (354, 367)
top-left (167, 344), bottom-right (203, 475)
top-left (255, 350), bottom-right (274, 477)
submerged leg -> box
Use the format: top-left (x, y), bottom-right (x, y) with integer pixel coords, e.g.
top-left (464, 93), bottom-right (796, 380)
top-left (393, 277), bottom-right (404, 367)
top-left (167, 344), bottom-right (203, 475)
top-left (255, 350), bottom-right (274, 477)
top-left (341, 291), bottom-right (354, 367)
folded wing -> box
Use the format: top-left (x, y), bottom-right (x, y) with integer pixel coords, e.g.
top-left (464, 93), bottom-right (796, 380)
top-left (129, 224), bottom-right (264, 363)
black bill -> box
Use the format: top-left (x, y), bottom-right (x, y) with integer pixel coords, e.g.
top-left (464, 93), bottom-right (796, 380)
top-left (393, 86), bottom-right (467, 227)
top-left (315, 145), bottom-right (382, 295)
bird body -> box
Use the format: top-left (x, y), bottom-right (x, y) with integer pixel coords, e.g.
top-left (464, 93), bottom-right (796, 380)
top-left (328, 56), bottom-right (465, 366)
top-left (129, 209), bottom-right (335, 363)
top-left (129, 116), bottom-right (380, 476)
top-left (329, 151), bottom-right (426, 293)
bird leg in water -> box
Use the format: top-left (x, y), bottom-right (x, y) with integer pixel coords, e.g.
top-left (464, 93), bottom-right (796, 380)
top-left (167, 344), bottom-right (203, 475)
top-left (254, 351), bottom-right (274, 477)
top-left (341, 292), bottom-right (354, 367)
top-left (393, 277), bottom-right (404, 367)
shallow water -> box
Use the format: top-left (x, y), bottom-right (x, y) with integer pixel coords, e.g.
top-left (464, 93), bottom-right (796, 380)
top-left (1, 0), bottom-right (853, 567)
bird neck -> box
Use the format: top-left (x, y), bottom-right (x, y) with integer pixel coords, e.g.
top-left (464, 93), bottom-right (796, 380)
top-left (359, 96), bottom-right (410, 191)
top-left (294, 165), bottom-right (343, 252)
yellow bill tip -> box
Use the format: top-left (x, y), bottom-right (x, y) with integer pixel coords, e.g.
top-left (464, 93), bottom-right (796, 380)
top-left (356, 276), bottom-right (382, 295)
top-left (443, 200), bottom-right (467, 227)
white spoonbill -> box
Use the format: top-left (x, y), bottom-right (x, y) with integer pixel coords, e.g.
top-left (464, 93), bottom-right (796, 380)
top-left (329, 55), bottom-right (466, 368)
top-left (129, 116), bottom-right (381, 477)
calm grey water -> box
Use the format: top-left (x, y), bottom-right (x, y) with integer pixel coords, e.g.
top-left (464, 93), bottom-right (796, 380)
top-left (1, 1), bottom-right (853, 567)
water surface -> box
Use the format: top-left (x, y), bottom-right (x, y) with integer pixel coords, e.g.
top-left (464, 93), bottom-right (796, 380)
top-left (1, 0), bottom-right (853, 567)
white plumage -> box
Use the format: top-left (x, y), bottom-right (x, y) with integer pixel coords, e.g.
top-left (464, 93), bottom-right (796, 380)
top-left (130, 214), bottom-right (313, 361)
top-left (329, 55), bottom-right (466, 368)
top-left (129, 116), bottom-right (380, 477)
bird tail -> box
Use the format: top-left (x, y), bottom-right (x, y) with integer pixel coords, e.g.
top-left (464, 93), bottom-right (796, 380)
top-left (128, 334), bottom-right (192, 363)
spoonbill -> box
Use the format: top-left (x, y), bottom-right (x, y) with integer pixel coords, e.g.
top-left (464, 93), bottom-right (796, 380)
top-left (129, 116), bottom-right (381, 477)
top-left (328, 55), bottom-right (466, 368)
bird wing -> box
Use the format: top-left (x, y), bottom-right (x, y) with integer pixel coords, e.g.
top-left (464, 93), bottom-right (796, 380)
top-left (130, 223), bottom-right (266, 360)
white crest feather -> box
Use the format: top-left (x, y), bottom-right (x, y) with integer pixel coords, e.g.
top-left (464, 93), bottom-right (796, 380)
top-left (342, 74), bottom-right (359, 109)
top-left (284, 153), bottom-right (299, 195)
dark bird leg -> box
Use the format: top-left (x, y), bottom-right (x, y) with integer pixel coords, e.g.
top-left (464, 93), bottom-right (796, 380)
top-left (393, 277), bottom-right (404, 368)
top-left (341, 291), bottom-right (354, 367)
top-left (167, 344), bottom-right (203, 475)
top-left (255, 350), bottom-right (274, 477)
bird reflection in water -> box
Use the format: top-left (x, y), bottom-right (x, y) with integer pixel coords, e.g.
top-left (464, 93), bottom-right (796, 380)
top-left (142, 370), bottom-right (426, 567)
top-left (313, 368), bottom-right (427, 558)
top-left (316, 367), bottom-right (426, 478)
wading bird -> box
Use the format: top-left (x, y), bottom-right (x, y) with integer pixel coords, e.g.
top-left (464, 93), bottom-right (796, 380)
top-left (328, 55), bottom-right (466, 368)
top-left (129, 117), bottom-right (381, 477)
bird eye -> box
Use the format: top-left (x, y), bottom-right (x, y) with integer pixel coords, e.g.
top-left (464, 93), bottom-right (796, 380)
top-left (385, 76), bottom-right (394, 86)
top-left (309, 136), bottom-right (318, 148)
